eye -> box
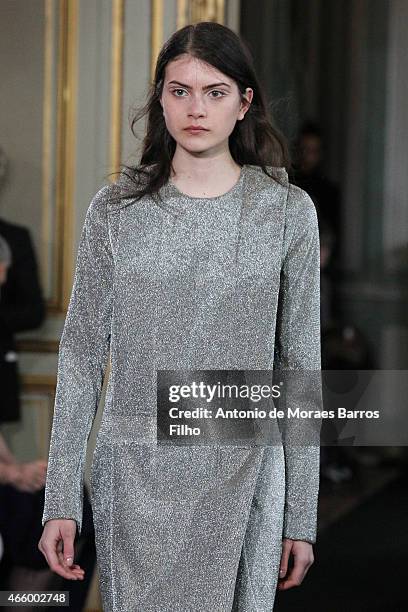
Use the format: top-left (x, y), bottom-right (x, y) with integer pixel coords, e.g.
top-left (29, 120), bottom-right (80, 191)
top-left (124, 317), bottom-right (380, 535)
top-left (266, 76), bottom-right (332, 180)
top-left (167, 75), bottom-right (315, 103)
top-left (171, 88), bottom-right (188, 97)
top-left (209, 90), bottom-right (225, 98)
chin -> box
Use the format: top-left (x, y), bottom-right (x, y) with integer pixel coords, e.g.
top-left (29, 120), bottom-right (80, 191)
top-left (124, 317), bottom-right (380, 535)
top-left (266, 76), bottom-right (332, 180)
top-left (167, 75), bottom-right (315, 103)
top-left (179, 138), bottom-right (213, 152)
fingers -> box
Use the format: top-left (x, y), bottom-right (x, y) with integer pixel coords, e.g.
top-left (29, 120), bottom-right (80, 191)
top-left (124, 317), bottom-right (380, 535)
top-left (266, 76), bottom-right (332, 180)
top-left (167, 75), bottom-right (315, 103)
top-left (278, 564), bottom-right (305, 590)
top-left (278, 540), bottom-right (314, 591)
top-left (57, 541), bottom-right (85, 580)
top-left (40, 543), bottom-right (80, 580)
top-left (58, 533), bottom-right (75, 569)
top-left (279, 539), bottom-right (291, 579)
top-left (38, 521), bottom-right (85, 581)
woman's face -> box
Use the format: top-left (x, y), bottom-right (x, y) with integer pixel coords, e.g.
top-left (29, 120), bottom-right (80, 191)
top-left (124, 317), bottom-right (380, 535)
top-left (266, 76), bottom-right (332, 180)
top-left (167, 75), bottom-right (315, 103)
top-left (160, 54), bottom-right (253, 157)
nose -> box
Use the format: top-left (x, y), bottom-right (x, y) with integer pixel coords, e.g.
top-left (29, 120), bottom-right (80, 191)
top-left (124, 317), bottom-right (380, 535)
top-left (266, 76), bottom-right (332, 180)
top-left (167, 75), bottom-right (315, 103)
top-left (187, 93), bottom-right (206, 118)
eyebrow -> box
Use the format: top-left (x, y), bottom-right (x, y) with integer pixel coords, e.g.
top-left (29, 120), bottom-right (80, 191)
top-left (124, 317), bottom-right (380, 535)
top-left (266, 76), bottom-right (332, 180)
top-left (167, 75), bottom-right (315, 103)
top-left (167, 80), bottom-right (231, 90)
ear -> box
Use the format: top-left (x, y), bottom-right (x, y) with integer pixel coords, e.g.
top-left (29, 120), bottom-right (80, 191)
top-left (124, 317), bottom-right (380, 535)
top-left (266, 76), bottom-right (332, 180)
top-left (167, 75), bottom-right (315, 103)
top-left (238, 88), bottom-right (253, 120)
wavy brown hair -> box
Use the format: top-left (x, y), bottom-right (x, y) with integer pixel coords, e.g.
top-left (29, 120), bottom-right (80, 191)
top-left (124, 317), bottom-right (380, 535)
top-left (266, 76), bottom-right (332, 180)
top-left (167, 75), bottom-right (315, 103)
top-left (109, 21), bottom-right (291, 203)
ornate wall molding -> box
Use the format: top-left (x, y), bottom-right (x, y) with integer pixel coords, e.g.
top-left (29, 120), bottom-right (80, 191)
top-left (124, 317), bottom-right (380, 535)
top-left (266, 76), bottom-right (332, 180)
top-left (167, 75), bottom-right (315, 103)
top-left (110, 0), bottom-right (125, 177)
top-left (151, 0), bottom-right (164, 81)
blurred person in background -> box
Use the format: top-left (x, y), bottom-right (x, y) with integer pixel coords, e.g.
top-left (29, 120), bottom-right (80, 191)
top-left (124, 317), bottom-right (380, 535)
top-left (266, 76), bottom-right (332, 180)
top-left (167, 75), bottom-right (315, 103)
top-left (0, 234), bottom-right (12, 287)
top-left (0, 147), bottom-right (46, 578)
top-left (0, 235), bottom-right (46, 587)
top-left (290, 120), bottom-right (342, 284)
top-left (0, 230), bottom-right (47, 492)
top-left (0, 147), bottom-right (46, 424)
top-left (319, 218), bottom-right (337, 331)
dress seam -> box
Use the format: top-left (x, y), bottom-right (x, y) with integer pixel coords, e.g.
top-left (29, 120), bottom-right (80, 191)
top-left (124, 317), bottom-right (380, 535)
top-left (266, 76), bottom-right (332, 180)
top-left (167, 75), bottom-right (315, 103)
top-left (110, 445), bottom-right (117, 611)
top-left (232, 168), bottom-right (247, 267)
top-left (228, 450), bottom-right (264, 612)
top-left (242, 540), bottom-right (261, 612)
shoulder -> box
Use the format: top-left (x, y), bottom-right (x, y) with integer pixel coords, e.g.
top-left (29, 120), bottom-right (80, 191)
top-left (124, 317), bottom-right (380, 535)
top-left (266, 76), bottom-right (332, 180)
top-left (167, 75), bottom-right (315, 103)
top-left (85, 182), bottom-right (123, 224)
top-left (0, 220), bottom-right (33, 262)
top-left (245, 164), bottom-right (289, 193)
top-left (244, 165), bottom-right (318, 227)
top-left (84, 165), bottom-right (155, 226)
top-left (281, 183), bottom-right (320, 259)
top-left (0, 217), bottom-right (30, 240)
top-left (285, 182), bottom-right (319, 233)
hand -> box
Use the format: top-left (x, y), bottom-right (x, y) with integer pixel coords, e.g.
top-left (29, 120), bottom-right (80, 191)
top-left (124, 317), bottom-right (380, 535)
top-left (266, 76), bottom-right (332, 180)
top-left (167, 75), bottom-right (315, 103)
top-left (278, 538), bottom-right (314, 590)
top-left (20, 459), bottom-right (48, 490)
top-left (38, 519), bottom-right (85, 581)
top-left (6, 460), bottom-right (48, 492)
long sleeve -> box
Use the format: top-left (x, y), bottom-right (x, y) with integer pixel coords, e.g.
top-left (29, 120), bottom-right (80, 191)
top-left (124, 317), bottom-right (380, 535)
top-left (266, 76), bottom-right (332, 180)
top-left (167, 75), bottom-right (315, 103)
top-left (274, 183), bottom-right (322, 544)
top-left (42, 185), bottom-right (114, 536)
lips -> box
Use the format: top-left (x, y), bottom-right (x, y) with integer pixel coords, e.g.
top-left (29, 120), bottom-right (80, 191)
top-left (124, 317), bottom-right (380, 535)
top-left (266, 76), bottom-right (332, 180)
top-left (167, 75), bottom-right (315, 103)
top-left (184, 126), bottom-right (208, 133)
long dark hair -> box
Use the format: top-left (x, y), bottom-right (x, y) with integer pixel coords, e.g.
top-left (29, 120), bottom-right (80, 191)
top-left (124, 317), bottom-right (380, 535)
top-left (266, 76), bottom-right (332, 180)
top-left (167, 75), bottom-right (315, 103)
top-left (110, 21), bottom-right (291, 203)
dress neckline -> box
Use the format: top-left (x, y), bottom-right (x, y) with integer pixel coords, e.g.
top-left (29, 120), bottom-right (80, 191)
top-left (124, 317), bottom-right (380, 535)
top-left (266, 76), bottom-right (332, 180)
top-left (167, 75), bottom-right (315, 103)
top-left (166, 164), bottom-right (247, 201)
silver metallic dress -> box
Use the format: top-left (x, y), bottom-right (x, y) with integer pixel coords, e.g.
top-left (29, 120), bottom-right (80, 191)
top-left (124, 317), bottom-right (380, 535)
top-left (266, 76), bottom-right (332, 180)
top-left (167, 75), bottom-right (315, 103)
top-left (42, 164), bottom-right (321, 611)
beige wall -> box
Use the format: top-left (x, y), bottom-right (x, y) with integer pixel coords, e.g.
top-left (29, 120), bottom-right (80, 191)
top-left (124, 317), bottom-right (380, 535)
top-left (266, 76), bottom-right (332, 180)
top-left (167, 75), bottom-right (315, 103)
top-left (0, 0), bottom-right (45, 269)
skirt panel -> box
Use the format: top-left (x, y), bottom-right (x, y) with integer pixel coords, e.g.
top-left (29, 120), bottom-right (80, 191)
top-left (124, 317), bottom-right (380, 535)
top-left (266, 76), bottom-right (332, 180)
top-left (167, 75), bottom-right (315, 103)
top-left (90, 439), bottom-right (285, 612)
top-left (231, 444), bottom-right (286, 611)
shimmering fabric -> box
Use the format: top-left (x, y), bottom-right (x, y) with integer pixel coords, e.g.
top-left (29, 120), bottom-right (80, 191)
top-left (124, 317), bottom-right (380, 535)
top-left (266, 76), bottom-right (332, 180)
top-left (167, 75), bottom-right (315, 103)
top-left (42, 164), bottom-right (321, 611)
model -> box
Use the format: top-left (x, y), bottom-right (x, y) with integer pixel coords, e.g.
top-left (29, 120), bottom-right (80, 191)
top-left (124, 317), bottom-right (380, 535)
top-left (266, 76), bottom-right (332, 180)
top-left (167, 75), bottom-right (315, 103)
top-left (39, 21), bottom-right (321, 612)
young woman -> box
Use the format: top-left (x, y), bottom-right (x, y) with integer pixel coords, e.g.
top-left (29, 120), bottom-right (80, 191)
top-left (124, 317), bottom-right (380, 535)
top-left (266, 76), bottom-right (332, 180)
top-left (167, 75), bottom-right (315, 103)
top-left (39, 22), bottom-right (321, 611)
